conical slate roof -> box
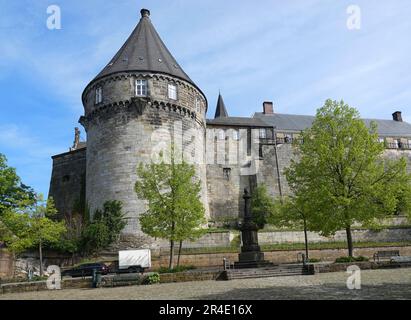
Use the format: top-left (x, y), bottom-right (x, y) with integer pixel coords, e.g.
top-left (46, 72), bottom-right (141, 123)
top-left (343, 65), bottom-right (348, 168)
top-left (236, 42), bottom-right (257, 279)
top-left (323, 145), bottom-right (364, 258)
top-left (214, 93), bottom-right (229, 118)
top-left (93, 9), bottom-right (193, 85)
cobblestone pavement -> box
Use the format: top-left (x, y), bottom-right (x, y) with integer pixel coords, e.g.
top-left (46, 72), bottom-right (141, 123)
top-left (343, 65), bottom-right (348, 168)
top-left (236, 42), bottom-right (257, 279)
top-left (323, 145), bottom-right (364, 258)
top-left (1, 268), bottom-right (411, 300)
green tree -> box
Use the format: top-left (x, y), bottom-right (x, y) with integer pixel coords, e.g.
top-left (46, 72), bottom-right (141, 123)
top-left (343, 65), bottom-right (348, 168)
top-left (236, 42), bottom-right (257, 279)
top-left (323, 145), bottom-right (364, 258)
top-left (80, 200), bottom-right (126, 254)
top-left (268, 195), bottom-right (312, 261)
top-left (1, 195), bottom-right (66, 275)
top-left (135, 148), bottom-right (206, 269)
top-left (250, 185), bottom-right (275, 229)
top-left (285, 99), bottom-right (410, 257)
top-left (0, 153), bottom-right (35, 216)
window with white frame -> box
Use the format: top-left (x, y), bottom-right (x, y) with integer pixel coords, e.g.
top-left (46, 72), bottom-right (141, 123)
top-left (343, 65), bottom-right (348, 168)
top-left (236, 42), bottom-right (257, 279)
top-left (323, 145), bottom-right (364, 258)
top-left (233, 130), bottom-right (240, 141)
top-left (168, 84), bottom-right (177, 100)
top-left (259, 128), bottom-right (267, 139)
top-left (135, 79), bottom-right (147, 96)
top-left (95, 87), bottom-right (103, 104)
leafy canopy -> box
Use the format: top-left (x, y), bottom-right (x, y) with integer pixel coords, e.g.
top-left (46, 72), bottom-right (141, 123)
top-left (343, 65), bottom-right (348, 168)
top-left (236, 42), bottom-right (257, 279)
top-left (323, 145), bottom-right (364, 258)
top-left (285, 99), bottom-right (411, 236)
top-left (135, 149), bottom-right (206, 244)
top-left (0, 153), bottom-right (35, 215)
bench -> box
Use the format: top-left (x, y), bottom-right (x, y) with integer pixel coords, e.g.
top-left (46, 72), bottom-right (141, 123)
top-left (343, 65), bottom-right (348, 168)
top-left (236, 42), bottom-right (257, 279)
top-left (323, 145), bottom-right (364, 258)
top-left (373, 250), bottom-right (400, 262)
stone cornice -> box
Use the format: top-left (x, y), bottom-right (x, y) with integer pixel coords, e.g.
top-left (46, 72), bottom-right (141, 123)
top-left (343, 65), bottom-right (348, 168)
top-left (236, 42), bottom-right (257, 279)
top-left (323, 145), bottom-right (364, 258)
top-left (79, 97), bottom-right (206, 130)
top-left (82, 72), bottom-right (207, 111)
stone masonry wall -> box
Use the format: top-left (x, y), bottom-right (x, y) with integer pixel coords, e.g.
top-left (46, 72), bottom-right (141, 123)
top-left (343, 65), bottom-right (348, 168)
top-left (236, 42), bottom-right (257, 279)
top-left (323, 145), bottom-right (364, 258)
top-left (81, 72), bottom-right (208, 238)
top-left (48, 148), bottom-right (86, 219)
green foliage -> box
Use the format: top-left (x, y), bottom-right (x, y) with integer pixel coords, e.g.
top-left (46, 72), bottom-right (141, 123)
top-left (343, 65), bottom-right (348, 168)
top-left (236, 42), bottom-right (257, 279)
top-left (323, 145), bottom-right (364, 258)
top-left (145, 273), bottom-right (160, 284)
top-left (135, 146), bottom-right (207, 268)
top-left (1, 195), bottom-right (66, 253)
top-left (156, 265), bottom-right (196, 274)
top-left (335, 256), bottom-right (369, 263)
top-left (80, 200), bottom-right (126, 254)
top-left (0, 153), bottom-right (36, 216)
top-left (285, 99), bottom-right (411, 256)
top-left (251, 185), bottom-right (275, 228)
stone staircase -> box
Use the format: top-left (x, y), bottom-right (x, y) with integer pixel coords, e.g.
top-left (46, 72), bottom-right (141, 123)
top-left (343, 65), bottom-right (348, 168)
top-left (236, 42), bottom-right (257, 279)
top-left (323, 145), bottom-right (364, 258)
top-left (223, 264), bottom-right (313, 280)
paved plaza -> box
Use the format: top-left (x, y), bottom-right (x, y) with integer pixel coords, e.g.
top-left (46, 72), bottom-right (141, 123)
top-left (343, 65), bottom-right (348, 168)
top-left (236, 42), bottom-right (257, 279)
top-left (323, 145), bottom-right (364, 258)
top-left (1, 268), bottom-right (410, 300)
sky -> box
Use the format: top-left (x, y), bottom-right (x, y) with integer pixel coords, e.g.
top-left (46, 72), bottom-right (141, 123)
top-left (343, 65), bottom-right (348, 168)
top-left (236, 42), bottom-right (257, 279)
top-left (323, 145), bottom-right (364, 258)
top-left (1, 0), bottom-right (411, 197)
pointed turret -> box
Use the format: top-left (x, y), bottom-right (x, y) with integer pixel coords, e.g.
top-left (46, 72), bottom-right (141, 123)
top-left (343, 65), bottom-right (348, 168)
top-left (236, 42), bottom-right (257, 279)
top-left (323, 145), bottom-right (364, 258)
top-left (93, 8), bottom-right (194, 85)
top-left (214, 93), bottom-right (229, 118)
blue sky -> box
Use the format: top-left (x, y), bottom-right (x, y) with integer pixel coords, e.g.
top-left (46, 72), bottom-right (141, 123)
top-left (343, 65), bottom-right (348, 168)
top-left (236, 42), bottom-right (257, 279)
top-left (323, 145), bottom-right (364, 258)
top-left (1, 0), bottom-right (411, 197)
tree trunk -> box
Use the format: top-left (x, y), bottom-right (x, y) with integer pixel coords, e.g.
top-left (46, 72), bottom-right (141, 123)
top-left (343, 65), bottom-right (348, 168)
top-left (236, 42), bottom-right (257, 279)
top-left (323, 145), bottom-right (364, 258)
top-left (168, 240), bottom-right (175, 270)
top-left (39, 240), bottom-right (43, 276)
top-left (177, 240), bottom-right (183, 267)
top-left (345, 225), bottom-right (354, 257)
top-left (303, 219), bottom-right (309, 261)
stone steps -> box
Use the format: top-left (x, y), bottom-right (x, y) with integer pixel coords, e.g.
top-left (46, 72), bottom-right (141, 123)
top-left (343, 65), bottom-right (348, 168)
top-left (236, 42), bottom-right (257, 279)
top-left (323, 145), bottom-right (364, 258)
top-left (224, 264), bottom-right (310, 280)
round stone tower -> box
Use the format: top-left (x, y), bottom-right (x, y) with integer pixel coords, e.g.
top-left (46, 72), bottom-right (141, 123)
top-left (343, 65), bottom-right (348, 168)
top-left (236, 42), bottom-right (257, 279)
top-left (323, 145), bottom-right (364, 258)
top-left (80, 9), bottom-right (208, 241)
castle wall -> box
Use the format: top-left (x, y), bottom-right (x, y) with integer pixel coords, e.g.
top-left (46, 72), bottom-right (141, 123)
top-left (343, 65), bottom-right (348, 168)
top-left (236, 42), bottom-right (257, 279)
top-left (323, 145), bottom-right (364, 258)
top-left (48, 148), bottom-right (86, 219)
top-left (81, 73), bottom-right (208, 237)
top-left (205, 129), bottom-right (411, 223)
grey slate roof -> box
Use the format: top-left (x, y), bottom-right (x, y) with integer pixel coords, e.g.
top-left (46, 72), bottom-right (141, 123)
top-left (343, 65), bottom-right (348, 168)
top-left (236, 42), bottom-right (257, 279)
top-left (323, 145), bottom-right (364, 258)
top-left (93, 9), bottom-right (194, 85)
top-left (214, 93), bottom-right (229, 118)
top-left (206, 117), bottom-right (270, 128)
top-left (253, 112), bottom-right (411, 137)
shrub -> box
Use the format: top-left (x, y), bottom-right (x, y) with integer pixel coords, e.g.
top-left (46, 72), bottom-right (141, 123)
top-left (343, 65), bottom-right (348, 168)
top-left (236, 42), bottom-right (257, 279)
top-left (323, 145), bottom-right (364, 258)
top-left (156, 265), bottom-right (196, 274)
top-left (335, 256), bottom-right (369, 263)
top-left (145, 273), bottom-right (160, 284)
top-left (308, 258), bottom-right (321, 263)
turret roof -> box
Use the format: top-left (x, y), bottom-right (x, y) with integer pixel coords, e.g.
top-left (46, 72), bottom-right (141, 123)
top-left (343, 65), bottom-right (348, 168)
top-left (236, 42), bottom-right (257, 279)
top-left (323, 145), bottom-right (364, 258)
top-left (214, 93), bottom-right (229, 118)
top-left (93, 9), bottom-right (194, 85)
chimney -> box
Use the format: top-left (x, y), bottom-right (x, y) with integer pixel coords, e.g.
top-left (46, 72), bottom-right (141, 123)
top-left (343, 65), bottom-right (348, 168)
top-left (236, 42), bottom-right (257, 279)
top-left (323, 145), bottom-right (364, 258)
top-left (263, 101), bottom-right (274, 115)
top-left (392, 111), bottom-right (403, 122)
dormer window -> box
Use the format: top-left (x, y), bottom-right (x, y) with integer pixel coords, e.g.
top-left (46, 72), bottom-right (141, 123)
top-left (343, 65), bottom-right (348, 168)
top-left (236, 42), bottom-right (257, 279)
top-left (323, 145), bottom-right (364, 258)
top-left (135, 79), bottom-right (147, 96)
top-left (95, 87), bottom-right (103, 105)
top-left (168, 84), bottom-right (177, 100)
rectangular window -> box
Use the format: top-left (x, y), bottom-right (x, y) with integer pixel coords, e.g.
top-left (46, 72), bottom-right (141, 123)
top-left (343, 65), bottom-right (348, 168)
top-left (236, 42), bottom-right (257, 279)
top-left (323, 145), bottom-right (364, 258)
top-left (223, 168), bottom-right (231, 180)
top-left (135, 79), bottom-right (147, 96)
top-left (233, 130), bottom-right (240, 141)
top-left (259, 128), bottom-right (267, 139)
top-left (247, 128), bottom-right (251, 156)
top-left (95, 87), bottom-right (102, 104)
top-left (195, 97), bottom-right (200, 113)
top-left (168, 84), bottom-right (177, 100)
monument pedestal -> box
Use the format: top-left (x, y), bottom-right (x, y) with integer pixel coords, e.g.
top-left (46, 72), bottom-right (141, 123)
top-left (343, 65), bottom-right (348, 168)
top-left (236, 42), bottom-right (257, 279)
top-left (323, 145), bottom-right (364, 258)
top-left (234, 189), bottom-right (275, 269)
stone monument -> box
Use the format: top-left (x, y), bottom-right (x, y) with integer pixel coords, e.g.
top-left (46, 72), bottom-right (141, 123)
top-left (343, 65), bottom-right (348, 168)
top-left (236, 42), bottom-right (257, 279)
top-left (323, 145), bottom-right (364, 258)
top-left (234, 189), bottom-right (274, 268)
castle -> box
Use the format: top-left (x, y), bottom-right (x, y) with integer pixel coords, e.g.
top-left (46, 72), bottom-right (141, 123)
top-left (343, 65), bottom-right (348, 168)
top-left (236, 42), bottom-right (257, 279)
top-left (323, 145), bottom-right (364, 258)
top-left (49, 9), bottom-right (411, 246)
